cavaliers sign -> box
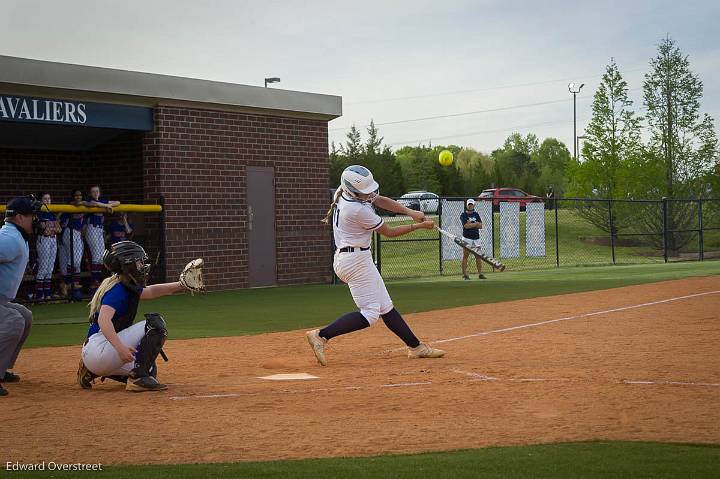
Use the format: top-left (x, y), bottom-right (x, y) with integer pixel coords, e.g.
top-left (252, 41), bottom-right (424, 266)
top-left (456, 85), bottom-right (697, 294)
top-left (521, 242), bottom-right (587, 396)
top-left (0, 95), bottom-right (153, 131)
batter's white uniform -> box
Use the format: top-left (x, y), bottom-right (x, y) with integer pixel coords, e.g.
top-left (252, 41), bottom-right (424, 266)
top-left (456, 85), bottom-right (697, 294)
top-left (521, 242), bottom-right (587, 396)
top-left (332, 191), bottom-right (392, 324)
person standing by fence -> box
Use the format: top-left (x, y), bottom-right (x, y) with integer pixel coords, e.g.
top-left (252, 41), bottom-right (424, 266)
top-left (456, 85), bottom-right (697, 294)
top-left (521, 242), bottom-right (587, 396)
top-left (107, 212), bottom-right (134, 245)
top-left (0, 197), bottom-right (40, 396)
top-left (60, 189), bottom-right (86, 301)
top-left (34, 193), bottom-right (61, 300)
top-left (461, 198), bottom-right (486, 280)
top-left (83, 186), bottom-right (120, 296)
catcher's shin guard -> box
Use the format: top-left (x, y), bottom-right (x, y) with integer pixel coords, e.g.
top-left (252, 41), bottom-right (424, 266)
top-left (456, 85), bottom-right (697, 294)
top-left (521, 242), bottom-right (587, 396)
top-left (130, 313), bottom-right (168, 379)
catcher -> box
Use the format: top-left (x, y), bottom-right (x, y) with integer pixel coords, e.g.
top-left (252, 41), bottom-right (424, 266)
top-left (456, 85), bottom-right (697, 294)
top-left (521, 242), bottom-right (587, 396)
top-left (76, 241), bottom-right (204, 392)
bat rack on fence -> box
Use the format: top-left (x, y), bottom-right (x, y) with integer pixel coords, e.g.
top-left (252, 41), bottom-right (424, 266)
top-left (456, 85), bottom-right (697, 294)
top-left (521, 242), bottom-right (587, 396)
top-left (435, 226), bottom-right (506, 272)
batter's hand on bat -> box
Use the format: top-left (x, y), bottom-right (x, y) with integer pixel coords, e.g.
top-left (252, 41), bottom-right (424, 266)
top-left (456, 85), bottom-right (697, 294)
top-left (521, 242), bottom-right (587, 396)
top-left (417, 220), bottom-right (434, 230)
top-left (408, 210), bottom-right (426, 223)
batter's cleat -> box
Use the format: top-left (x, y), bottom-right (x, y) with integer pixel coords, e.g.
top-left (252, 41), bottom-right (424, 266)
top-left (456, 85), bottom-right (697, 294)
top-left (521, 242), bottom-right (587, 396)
top-left (408, 343), bottom-right (445, 359)
top-left (478, 273), bottom-right (487, 279)
top-left (77, 359), bottom-right (98, 389)
top-left (306, 329), bottom-right (328, 366)
top-left (3, 371), bottom-right (20, 383)
top-left (126, 375), bottom-right (168, 392)
top-left (0, 384), bottom-right (7, 396)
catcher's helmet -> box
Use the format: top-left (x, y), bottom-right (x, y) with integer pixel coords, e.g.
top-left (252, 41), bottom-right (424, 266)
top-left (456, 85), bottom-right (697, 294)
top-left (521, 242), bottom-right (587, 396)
top-left (340, 165), bottom-right (379, 198)
top-left (103, 241), bottom-right (150, 286)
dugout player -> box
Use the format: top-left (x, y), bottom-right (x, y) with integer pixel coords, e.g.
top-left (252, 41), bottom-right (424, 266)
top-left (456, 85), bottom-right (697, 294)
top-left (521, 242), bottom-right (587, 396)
top-left (306, 165), bottom-right (445, 366)
top-left (59, 189), bottom-right (86, 301)
top-left (83, 185), bottom-right (120, 295)
top-left (34, 193), bottom-right (62, 300)
top-left (461, 198), bottom-right (485, 280)
top-left (0, 197), bottom-right (41, 396)
top-left (106, 212), bottom-right (133, 245)
top-left (77, 241), bottom-right (195, 392)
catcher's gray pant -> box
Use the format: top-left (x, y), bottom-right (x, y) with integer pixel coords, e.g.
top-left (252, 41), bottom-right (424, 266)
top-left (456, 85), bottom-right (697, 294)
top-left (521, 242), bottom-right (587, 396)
top-left (36, 236), bottom-right (58, 280)
top-left (85, 225), bottom-right (105, 264)
top-left (81, 320), bottom-right (147, 376)
top-left (0, 302), bottom-right (33, 374)
top-left (62, 228), bottom-right (83, 271)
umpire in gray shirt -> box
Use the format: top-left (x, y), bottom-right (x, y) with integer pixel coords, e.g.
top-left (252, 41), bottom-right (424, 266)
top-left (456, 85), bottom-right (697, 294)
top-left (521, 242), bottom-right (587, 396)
top-left (0, 196), bottom-right (40, 396)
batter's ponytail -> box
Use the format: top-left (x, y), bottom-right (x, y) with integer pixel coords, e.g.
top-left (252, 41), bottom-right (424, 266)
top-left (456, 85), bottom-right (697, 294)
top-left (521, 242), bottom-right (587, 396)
top-left (322, 188), bottom-right (343, 225)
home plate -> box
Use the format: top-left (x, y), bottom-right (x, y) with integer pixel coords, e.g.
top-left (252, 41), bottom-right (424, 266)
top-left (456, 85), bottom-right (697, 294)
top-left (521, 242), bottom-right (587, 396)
top-left (258, 373), bottom-right (319, 381)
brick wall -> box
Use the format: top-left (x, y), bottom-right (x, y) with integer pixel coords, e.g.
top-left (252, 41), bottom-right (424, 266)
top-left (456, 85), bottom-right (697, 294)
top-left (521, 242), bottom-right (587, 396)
top-left (143, 106), bottom-right (332, 290)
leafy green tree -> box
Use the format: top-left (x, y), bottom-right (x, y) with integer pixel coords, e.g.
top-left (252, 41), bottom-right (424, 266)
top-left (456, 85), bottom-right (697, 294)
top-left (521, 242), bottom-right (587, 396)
top-left (491, 133), bottom-right (540, 194)
top-left (340, 124), bottom-right (363, 163)
top-left (532, 138), bottom-right (571, 196)
top-left (643, 36), bottom-right (719, 252)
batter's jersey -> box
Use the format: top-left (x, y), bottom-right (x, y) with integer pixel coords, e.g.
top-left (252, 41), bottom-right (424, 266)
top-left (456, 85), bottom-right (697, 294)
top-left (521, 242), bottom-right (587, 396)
top-left (332, 189), bottom-right (384, 249)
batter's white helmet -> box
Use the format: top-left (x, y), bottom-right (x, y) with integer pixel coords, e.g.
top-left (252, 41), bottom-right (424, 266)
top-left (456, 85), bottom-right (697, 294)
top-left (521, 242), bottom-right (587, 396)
top-left (340, 165), bottom-right (379, 197)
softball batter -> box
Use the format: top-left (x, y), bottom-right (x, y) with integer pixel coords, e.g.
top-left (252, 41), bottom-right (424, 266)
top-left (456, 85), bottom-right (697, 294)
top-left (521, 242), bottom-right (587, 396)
top-left (84, 185), bottom-right (120, 295)
top-left (35, 193), bottom-right (61, 299)
top-left (306, 165), bottom-right (445, 365)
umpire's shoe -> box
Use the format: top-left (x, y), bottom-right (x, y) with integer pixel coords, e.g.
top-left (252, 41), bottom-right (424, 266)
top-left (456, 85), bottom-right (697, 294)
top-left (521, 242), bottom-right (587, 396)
top-left (3, 371), bottom-right (20, 382)
top-left (306, 329), bottom-right (328, 366)
top-left (126, 375), bottom-right (167, 392)
top-left (408, 343), bottom-right (445, 359)
top-left (0, 384), bottom-right (8, 396)
top-left (77, 359), bottom-right (99, 389)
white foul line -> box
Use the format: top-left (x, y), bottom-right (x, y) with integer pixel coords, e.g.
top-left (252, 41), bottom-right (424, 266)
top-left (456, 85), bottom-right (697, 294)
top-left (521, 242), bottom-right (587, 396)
top-left (426, 290), bottom-right (720, 347)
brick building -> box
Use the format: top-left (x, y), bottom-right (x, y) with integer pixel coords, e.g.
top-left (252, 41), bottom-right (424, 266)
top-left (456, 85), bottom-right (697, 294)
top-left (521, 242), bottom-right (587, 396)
top-left (0, 55), bottom-right (342, 289)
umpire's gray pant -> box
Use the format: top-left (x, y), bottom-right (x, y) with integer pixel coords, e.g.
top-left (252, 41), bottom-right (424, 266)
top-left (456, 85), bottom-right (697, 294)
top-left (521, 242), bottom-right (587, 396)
top-left (0, 302), bottom-right (33, 374)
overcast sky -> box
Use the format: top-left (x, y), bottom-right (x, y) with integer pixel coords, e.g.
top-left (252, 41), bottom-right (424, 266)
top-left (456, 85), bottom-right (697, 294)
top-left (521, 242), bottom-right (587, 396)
top-left (2, 0), bottom-right (718, 154)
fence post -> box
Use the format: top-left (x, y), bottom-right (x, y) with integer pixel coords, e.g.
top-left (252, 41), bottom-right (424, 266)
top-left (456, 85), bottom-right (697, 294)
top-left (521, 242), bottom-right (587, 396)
top-left (662, 197), bottom-right (668, 263)
top-left (554, 200), bottom-right (560, 268)
top-left (375, 230), bottom-right (382, 274)
top-left (608, 199), bottom-right (616, 265)
top-left (438, 199), bottom-right (443, 276)
top-left (698, 199), bottom-right (704, 261)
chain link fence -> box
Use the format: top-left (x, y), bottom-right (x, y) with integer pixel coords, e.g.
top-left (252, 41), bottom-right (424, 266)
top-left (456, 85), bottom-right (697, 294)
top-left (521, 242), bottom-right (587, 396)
top-left (372, 197), bottom-right (720, 280)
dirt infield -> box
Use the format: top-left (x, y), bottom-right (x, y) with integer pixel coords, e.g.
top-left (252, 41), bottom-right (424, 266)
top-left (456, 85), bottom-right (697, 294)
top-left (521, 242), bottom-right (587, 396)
top-left (5, 276), bottom-right (720, 465)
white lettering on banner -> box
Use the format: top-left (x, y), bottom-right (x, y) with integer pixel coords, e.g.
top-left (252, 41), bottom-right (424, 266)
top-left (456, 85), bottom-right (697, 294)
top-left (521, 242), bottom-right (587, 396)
top-left (77, 102), bottom-right (87, 123)
top-left (0, 96), bottom-right (88, 124)
top-left (31, 99), bottom-right (45, 120)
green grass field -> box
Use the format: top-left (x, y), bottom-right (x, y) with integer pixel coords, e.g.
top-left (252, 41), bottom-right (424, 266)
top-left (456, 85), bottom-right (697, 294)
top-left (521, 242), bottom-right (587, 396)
top-left (19, 261), bottom-right (720, 478)
top-left (378, 209), bottom-right (720, 279)
top-left (27, 261), bottom-right (720, 348)
top-left (10, 442), bottom-right (720, 479)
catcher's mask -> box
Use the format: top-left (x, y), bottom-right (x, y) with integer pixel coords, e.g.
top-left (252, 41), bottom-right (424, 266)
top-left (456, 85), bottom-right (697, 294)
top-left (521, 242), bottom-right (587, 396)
top-left (340, 165), bottom-right (379, 203)
top-left (103, 240), bottom-right (150, 286)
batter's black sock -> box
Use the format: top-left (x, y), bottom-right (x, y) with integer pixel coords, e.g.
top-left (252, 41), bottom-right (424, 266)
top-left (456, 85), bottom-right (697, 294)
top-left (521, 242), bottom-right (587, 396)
top-left (319, 312), bottom-right (369, 341)
top-left (381, 308), bottom-right (420, 348)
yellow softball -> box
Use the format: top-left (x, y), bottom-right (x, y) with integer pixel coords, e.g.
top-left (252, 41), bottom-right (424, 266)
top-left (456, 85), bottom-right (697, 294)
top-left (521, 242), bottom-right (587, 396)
top-left (438, 149), bottom-right (454, 166)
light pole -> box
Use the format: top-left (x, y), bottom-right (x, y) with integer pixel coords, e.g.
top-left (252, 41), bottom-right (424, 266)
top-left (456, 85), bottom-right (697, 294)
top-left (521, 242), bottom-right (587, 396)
top-left (568, 82), bottom-right (584, 160)
top-left (264, 77), bottom-right (281, 88)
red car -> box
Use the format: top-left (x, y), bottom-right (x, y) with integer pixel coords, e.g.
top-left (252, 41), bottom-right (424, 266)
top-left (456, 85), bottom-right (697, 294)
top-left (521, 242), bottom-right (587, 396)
top-left (478, 187), bottom-right (542, 211)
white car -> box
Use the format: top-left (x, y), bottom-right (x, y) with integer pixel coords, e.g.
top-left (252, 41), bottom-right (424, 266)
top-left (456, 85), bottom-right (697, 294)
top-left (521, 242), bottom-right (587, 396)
top-left (397, 191), bottom-right (439, 214)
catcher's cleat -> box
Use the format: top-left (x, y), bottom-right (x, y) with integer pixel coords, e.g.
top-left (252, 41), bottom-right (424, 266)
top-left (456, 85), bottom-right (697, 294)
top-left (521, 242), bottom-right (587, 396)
top-left (408, 343), bottom-right (445, 359)
top-left (306, 329), bottom-right (328, 366)
top-left (3, 371), bottom-right (20, 383)
top-left (77, 359), bottom-right (99, 389)
top-left (126, 375), bottom-right (167, 392)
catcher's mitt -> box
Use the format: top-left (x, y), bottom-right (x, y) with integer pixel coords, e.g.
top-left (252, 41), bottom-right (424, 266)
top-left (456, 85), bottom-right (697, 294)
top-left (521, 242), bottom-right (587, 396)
top-left (179, 258), bottom-right (205, 295)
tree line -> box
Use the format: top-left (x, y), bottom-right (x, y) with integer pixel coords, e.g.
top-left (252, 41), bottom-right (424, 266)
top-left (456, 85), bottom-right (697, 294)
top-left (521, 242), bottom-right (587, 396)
top-left (330, 36), bottom-right (719, 205)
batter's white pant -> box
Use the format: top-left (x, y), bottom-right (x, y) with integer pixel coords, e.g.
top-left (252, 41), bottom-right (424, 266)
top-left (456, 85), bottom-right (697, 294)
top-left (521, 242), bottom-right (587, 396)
top-left (81, 320), bottom-right (147, 376)
top-left (85, 225), bottom-right (105, 264)
top-left (36, 236), bottom-right (57, 280)
top-left (61, 228), bottom-right (83, 271)
top-left (334, 250), bottom-right (393, 325)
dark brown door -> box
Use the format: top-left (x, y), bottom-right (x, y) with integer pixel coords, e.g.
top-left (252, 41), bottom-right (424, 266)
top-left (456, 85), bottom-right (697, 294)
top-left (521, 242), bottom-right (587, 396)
top-left (247, 166), bottom-right (276, 287)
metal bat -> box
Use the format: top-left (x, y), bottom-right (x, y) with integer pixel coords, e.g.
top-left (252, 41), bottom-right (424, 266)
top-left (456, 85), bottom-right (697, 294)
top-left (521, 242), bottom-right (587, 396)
top-left (436, 226), bottom-right (506, 272)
